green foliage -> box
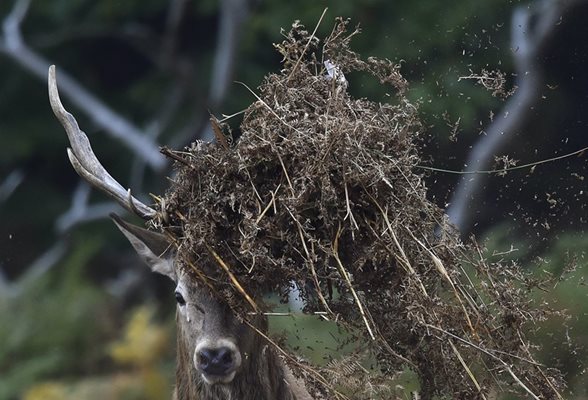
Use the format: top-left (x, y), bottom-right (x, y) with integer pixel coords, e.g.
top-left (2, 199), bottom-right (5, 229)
top-left (18, 305), bottom-right (174, 400)
top-left (0, 237), bottom-right (111, 399)
top-left (108, 306), bottom-right (172, 400)
top-left (109, 306), bottom-right (169, 368)
top-left (531, 233), bottom-right (588, 398)
top-left (22, 374), bottom-right (166, 400)
top-left (483, 227), bottom-right (588, 398)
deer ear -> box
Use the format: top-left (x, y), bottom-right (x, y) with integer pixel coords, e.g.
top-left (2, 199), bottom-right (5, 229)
top-left (110, 213), bottom-right (176, 282)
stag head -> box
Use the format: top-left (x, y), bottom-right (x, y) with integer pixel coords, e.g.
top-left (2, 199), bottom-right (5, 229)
top-left (109, 214), bottom-right (266, 387)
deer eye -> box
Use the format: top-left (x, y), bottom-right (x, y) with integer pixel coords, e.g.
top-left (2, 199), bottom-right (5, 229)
top-left (175, 291), bottom-right (186, 306)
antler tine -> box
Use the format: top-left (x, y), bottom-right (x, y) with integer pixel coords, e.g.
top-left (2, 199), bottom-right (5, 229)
top-left (48, 65), bottom-right (157, 219)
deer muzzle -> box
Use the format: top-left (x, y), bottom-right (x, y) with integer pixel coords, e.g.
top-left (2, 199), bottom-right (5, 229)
top-left (194, 339), bottom-right (241, 384)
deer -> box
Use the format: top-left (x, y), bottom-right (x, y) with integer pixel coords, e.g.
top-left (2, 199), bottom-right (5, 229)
top-left (48, 65), bottom-right (314, 400)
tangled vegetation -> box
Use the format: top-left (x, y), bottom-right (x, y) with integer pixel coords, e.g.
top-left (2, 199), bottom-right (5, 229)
top-left (152, 19), bottom-right (564, 399)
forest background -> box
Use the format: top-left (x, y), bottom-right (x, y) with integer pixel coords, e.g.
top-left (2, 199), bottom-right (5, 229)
top-left (0, 0), bottom-right (586, 399)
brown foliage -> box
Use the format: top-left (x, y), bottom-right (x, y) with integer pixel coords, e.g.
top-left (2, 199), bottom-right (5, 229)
top-left (152, 19), bottom-right (564, 399)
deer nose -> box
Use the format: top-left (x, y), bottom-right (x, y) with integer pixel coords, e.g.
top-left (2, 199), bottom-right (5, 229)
top-left (197, 347), bottom-right (236, 376)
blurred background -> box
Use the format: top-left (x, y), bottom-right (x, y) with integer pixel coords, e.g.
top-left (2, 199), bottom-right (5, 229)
top-left (0, 0), bottom-right (586, 398)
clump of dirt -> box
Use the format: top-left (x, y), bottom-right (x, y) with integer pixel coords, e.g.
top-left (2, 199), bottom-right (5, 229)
top-left (152, 18), bottom-right (564, 399)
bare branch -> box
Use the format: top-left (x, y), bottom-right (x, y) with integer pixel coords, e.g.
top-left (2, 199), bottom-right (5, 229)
top-left (1, 0), bottom-right (29, 50)
top-left (24, 241), bottom-right (68, 282)
top-left (446, 0), bottom-right (578, 235)
top-left (0, 169), bottom-right (24, 203)
top-left (0, 240), bottom-right (68, 299)
top-left (0, 0), bottom-right (165, 170)
top-left (55, 182), bottom-right (124, 233)
top-left (49, 65), bottom-right (157, 219)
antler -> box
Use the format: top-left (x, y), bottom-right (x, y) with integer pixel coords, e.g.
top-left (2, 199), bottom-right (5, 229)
top-left (48, 65), bottom-right (157, 219)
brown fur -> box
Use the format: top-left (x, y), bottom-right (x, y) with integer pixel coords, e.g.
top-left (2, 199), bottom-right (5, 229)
top-left (110, 215), bottom-right (309, 400)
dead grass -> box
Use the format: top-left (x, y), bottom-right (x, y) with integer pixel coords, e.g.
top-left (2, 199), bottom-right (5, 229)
top-left (151, 18), bottom-right (564, 399)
